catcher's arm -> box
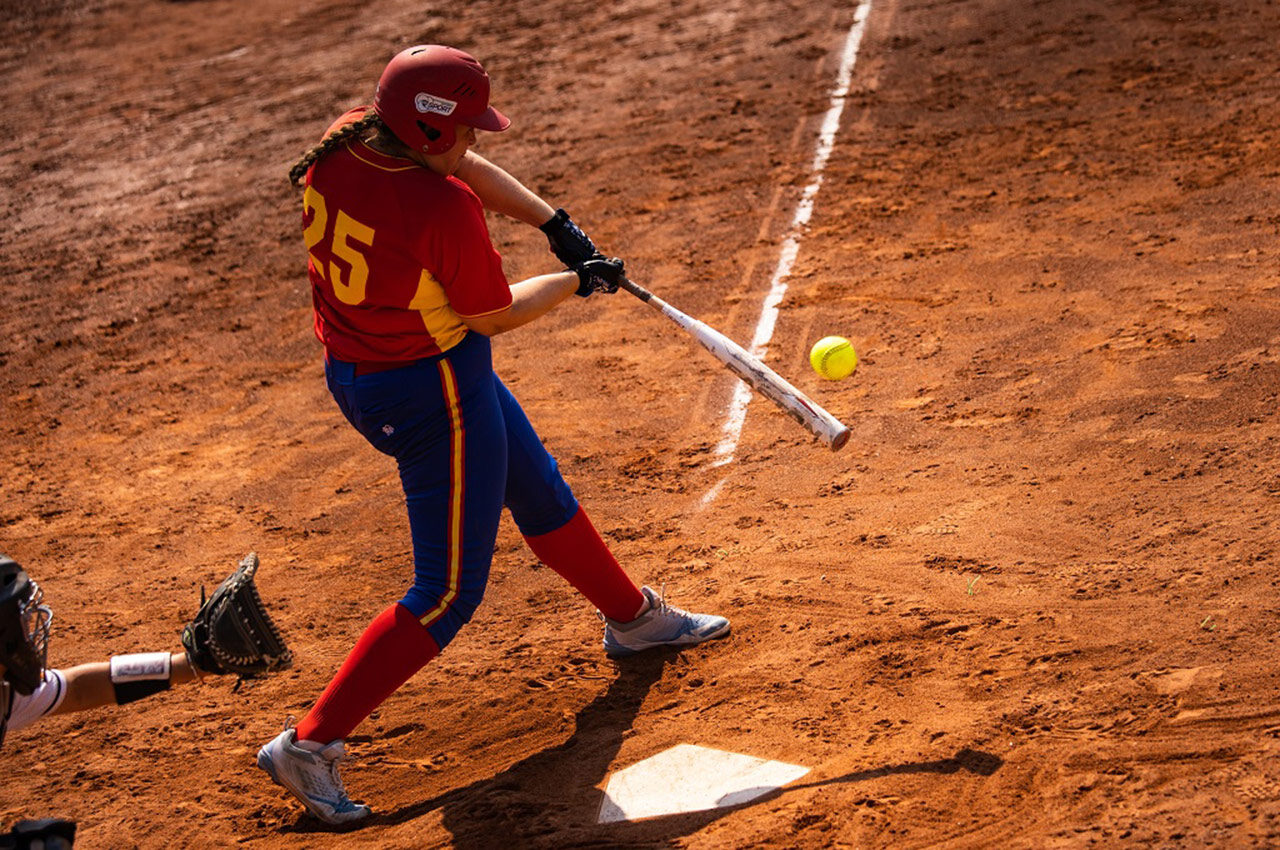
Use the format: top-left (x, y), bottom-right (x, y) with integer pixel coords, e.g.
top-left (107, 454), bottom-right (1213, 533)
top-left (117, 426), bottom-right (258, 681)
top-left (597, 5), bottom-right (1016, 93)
top-left (49, 653), bottom-right (200, 715)
top-left (181, 552), bottom-right (293, 679)
top-left (8, 555), bottom-right (290, 726)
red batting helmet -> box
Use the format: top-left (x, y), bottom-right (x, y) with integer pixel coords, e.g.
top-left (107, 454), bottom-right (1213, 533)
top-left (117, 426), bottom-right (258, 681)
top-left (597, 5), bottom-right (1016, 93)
top-left (373, 45), bottom-right (511, 156)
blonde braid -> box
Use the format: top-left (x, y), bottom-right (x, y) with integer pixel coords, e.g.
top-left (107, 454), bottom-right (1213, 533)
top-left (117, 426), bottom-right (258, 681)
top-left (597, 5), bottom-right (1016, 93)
top-left (288, 112), bottom-right (385, 186)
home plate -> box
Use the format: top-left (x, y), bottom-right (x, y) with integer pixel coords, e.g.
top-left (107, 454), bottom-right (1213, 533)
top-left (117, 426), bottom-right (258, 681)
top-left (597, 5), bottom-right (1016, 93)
top-left (597, 744), bottom-right (810, 823)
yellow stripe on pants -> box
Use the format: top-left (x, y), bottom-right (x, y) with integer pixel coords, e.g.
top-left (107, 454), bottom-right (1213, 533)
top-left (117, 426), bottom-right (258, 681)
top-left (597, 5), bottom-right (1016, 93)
top-left (419, 359), bottom-right (464, 628)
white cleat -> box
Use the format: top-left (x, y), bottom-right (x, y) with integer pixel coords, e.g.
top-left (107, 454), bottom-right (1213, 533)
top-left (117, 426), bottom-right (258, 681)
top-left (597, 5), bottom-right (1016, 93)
top-left (602, 586), bottom-right (730, 658)
top-left (256, 727), bottom-right (371, 825)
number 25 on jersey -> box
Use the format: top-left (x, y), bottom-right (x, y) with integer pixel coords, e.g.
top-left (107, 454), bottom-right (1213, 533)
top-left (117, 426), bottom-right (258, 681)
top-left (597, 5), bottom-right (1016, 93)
top-left (303, 185), bottom-right (375, 306)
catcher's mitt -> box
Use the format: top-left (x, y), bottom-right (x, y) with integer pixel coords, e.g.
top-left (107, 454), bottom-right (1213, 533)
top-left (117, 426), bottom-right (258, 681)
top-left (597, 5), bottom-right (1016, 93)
top-left (181, 552), bottom-right (293, 678)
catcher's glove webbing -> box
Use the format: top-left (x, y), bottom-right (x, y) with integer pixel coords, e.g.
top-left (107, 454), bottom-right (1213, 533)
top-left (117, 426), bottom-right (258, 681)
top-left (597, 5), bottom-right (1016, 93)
top-left (182, 553), bottom-right (292, 678)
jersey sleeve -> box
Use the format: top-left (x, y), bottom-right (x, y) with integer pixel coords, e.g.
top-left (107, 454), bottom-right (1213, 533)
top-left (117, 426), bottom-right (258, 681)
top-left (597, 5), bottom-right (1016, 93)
top-left (414, 181), bottom-right (513, 318)
top-left (5, 669), bottom-right (66, 735)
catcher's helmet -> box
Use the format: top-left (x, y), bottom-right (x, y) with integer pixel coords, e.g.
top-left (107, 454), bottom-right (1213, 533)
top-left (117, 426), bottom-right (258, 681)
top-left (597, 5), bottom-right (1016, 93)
top-left (0, 554), bottom-right (52, 696)
top-left (373, 45), bottom-right (510, 156)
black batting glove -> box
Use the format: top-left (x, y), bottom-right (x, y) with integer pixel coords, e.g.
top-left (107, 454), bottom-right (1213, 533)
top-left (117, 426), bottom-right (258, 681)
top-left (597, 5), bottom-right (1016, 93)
top-left (540, 208), bottom-right (600, 266)
top-left (574, 257), bottom-right (625, 297)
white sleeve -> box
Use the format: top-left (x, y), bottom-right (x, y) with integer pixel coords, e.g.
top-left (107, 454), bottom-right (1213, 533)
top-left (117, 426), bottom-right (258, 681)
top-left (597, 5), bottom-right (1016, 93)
top-left (5, 668), bottom-right (67, 734)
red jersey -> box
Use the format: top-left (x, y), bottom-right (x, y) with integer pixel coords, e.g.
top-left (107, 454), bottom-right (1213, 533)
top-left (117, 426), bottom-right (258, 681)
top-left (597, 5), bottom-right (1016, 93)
top-left (302, 107), bottom-right (512, 362)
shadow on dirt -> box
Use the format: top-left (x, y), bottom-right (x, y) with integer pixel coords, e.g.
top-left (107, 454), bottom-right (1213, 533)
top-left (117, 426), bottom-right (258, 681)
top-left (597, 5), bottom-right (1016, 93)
top-left (374, 651), bottom-right (673, 845)
top-left (396, 650), bottom-right (1000, 848)
top-left (794, 747), bottom-right (1005, 790)
top-left (280, 654), bottom-right (1002, 846)
top-left (576, 747), bottom-right (1006, 848)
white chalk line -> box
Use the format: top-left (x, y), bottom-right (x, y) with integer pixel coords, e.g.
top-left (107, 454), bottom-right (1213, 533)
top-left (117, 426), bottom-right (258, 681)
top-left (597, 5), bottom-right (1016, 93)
top-left (700, 2), bottom-right (873, 507)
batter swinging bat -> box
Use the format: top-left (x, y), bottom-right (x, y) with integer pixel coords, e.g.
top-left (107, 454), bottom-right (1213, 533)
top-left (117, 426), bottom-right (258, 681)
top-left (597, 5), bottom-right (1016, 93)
top-left (619, 277), bottom-right (851, 451)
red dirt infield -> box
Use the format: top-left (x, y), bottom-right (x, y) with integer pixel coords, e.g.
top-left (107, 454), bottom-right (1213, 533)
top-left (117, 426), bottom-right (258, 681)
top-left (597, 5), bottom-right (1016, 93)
top-left (3, 0), bottom-right (1279, 846)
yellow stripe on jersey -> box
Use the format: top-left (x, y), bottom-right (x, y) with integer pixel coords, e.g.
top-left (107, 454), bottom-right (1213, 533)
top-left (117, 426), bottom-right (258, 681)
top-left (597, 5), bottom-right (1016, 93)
top-left (419, 360), bottom-right (465, 629)
top-left (409, 269), bottom-right (469, 353)
top-left (347, 141), bottom-right (420, 173)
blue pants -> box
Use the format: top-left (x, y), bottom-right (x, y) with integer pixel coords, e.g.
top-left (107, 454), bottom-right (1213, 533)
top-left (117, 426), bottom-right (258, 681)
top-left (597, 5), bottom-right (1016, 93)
top-left (324, 332), bottom-right (579, 649)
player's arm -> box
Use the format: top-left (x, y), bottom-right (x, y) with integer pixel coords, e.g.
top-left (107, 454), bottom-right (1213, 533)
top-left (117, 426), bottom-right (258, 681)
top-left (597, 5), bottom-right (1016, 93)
top-left (453, 152), bottom-right (602, 267)
top-left (459, 272), bottom-right (579, 336)
top-left (50, 652), bottom-right (201, 715)
top-left (453, 151), bottom-right (555, 226)
top-left (461, 258), bottom-right (625, 336)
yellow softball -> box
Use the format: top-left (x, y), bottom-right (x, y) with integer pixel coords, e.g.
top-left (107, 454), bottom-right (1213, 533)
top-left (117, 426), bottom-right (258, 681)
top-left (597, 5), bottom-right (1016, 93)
top-left (809, 336), bottom-right (858, 380)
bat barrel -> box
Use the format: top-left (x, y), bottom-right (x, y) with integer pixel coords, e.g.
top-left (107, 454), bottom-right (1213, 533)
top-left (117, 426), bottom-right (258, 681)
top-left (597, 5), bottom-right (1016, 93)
top-left (620, 276), bottom-right (852, 452)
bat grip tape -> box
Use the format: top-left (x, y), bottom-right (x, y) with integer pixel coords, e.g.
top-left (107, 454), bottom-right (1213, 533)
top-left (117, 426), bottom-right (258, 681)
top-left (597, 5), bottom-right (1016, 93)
top-left (109, 651), bottom-right (172, 704)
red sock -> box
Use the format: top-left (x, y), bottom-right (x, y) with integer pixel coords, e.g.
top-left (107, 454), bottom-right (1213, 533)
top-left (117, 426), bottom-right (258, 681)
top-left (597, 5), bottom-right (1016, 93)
top-left (295, 602), bottom-right (440, 744)
top-left (523, 507), bottom-right (645, 622)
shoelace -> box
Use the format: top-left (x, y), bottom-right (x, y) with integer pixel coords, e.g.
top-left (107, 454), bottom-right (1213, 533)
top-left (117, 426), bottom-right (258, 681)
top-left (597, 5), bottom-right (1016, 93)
top-left (599, 583), bottom-right (684, 625)
top-left (653, 582), bottom-right (691, 618)
top-left (323, 755), bottom-right (347, 798)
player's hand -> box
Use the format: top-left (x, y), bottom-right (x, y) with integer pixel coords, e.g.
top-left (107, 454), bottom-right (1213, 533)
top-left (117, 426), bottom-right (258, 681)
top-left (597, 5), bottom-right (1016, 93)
top-left (541, 208), bottom-right (600, 266)
top-left (573, 257), bottom-right (624, 297)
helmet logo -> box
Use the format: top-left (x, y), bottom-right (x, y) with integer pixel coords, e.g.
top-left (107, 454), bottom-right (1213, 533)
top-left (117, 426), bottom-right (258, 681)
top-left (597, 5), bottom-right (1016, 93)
top-left (414, 92), bottom-right (457, 116)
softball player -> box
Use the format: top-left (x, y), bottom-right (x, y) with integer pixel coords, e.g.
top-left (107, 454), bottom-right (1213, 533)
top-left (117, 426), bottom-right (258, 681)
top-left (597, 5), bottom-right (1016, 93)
top-left (256, 45), bottom-right (730, 824)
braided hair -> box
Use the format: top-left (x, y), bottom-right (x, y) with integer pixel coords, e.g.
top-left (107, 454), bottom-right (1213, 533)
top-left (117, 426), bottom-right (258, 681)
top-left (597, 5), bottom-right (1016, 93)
top-left (288, 111), bottom-right (386, 186)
